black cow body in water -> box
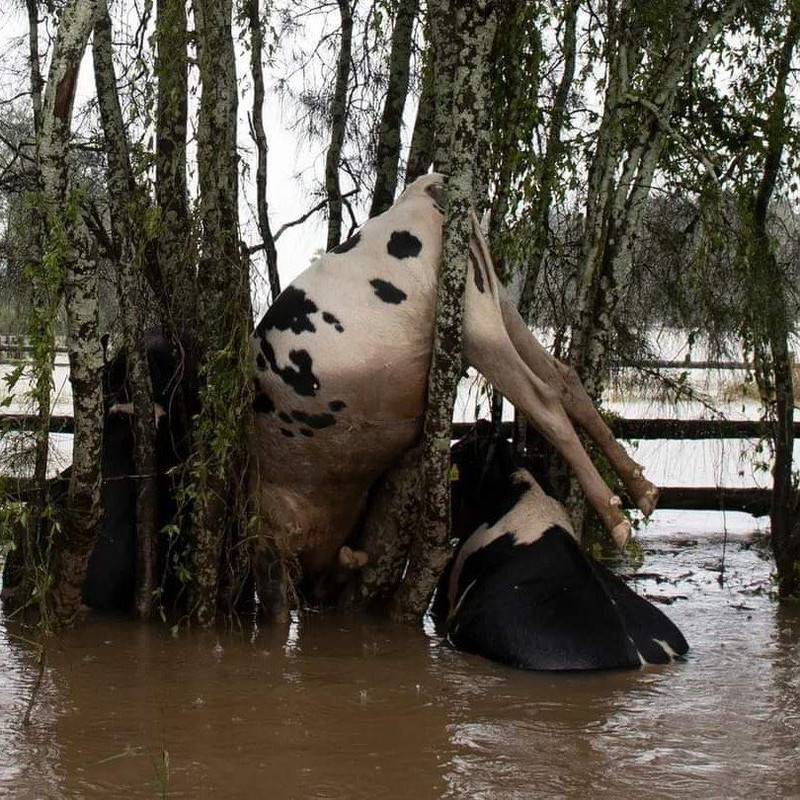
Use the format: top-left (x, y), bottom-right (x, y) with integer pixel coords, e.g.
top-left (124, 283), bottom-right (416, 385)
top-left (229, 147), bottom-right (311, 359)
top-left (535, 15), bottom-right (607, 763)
top-left (83, 331), bottom-right (184, 611)
top-left (1, 331), bottom-right (184, 613)
top-left (434, 425), bottom-right (689, 670)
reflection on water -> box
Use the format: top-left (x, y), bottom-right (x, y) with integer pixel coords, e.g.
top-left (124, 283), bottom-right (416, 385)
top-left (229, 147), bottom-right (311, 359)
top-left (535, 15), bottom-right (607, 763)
top-left (1, 526), bottom-right (799, 799)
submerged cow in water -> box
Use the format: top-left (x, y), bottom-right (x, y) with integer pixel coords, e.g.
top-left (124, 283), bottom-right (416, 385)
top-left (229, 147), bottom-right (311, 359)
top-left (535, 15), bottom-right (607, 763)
top-left (432, 426), bottom-right (688, 670)
top-left (249, 173), bottom-right (659, 612)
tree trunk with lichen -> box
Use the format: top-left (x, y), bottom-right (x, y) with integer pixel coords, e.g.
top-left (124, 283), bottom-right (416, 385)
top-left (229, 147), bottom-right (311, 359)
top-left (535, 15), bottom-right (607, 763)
top-left (405, 27), bottom-right (435, 185)
top-left (93, 2), bottom-right (160, 619)
top-left (369, 0), bottom-right (418, 217)
top-left (349, 446), bottom-right (422, 608)
top-left (325, 0), bottom-right (353, 250)
top-left (430, 0), bottom-right (458, 177)
top-left (740, 3), bottom-right (798, 598)
top-left (391, 0), bottom-right (497, 622)
top-left (154, 0), bottom-right (197, 455)
top-left (155, 0), bottom-right (191, 322)
top-left (36, 0), bottom-right (105, 624)
top-left (188, 0), bottom-right (251, 625)
top-left (516, 0), bottom-right (576, 319)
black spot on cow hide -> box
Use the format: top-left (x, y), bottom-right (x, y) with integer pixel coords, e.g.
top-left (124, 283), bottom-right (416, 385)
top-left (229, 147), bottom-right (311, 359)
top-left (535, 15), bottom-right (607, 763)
top-left (299, 428), bottom-right (314, 437)
top-left (322, 311), bottom-right (344, 333)
top-left (331, 232), bottom-right (361, 254)
top-left (291, 410), bottom-right (336, 429)
top-left (255, 286), bottom-right (318, 336)
top-left (278, 412), bottom-right (293, 424)
top-left (252, 393), bottom-right (275, 415)
top-left (387, 230), bottom-right (422, 259)
top-left (260, 340), bottom-right (321, 397)
top-left (370, 278), bottom-right (407, 305)
top-left (328, 399), bottom-right (347, 412)
top-left (280, 428), bottom-right (294, 438)
top-left (470, 252), bottom-right (485, 294)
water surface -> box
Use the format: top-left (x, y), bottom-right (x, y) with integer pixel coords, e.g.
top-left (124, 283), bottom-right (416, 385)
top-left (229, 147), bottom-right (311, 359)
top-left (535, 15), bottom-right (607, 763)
top-left (1, 525), bottom-right (798, 799)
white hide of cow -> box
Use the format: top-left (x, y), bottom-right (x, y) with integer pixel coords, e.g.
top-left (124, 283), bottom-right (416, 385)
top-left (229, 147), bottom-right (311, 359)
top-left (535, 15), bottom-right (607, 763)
top-left (249, 173), bottom-right (657, 588)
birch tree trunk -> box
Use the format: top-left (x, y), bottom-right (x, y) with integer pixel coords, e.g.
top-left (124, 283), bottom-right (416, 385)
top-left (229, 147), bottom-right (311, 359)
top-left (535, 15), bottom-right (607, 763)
top-left (517, 0), bottom-right (577, 321)
top-left (93, 2), bottom-right (160, 619)
top-left (350, 446), bottom-right (422, 608)
top-left (430, 0), bottom-right (458, 176)
top-left (247, 0), bottom-right (280, 301)
top-left (405, 29), bottom-right (435, 185)
top-left (154, 0), bottom-right (197, 477)
top-left (155, 0), bottom-right (192, 335)
top-left (25, 0), bottom-right (50, 552)
top-left (742, 3), bottom-right (798, 597)
top-left (391, 0), bottom-right (497, 622)
top-left (189, 0), bottom-right (251, 625)
top-left (37, 0), bottom-right (105, 623)
top-left (26, 0), bottom-right (43, 136)
top-left (369, 0), bottom-right (418, 217)
top-left (512, 0), bottom-right (576, 457)
top-left (325, 0), bottom-right (353, 250)
top-left (485, 0), bottom-right (542, 283)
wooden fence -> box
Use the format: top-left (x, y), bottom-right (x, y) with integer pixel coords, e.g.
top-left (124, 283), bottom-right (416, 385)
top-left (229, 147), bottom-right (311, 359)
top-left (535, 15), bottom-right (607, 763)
top-left (0, 340), bottom-right (788, 516)
top-left (0, 414), bottom-right (784, 516)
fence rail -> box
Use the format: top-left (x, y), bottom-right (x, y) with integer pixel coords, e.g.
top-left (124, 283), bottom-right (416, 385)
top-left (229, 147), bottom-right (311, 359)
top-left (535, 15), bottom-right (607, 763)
top-left (8, 416), bottom-right (794, 440)
top-left (0, 415), bottom-right (787, 516)
top-left (613, 359), bottom-right (755, 371)
top-left (450, 419), bottom-right (800, 440)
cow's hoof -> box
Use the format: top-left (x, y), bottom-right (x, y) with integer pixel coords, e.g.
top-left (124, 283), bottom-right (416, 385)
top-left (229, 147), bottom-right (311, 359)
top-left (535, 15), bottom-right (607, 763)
top-left (338, 546), bottom-right (369, 570)
top-left (637, 484), bottom-right (659, 517)
top-left (611, 520), bottom-right (631, 549)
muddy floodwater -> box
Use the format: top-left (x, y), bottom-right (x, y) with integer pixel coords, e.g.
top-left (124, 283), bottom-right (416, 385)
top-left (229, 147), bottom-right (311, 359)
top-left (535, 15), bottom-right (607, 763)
top-left (1, 521), bottom-right (799, 799)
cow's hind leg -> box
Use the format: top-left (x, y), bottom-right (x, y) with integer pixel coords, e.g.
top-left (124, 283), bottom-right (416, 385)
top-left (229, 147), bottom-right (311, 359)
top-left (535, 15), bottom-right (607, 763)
top-left (498, 289), bottom-right (659, 516)
top-left (464, 316), bottom-right (631, 546)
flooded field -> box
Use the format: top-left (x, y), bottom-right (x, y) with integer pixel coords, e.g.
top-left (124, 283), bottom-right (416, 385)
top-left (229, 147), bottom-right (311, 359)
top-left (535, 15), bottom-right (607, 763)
top-left (1, 520), bottom-right (798, 799)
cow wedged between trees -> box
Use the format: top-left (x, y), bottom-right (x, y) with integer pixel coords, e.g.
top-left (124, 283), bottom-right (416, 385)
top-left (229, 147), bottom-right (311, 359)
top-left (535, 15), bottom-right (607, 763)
top-left (249, 173), bottom-right (660, 618)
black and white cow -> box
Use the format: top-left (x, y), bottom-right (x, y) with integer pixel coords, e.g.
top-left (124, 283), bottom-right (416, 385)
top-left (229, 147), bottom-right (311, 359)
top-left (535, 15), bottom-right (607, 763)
top-left (432, 428), bottom-right (689, 671)
top-left (249, 173), bottom-right (659, 611)
top-left (1, 331), bottom-right (184, 612)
